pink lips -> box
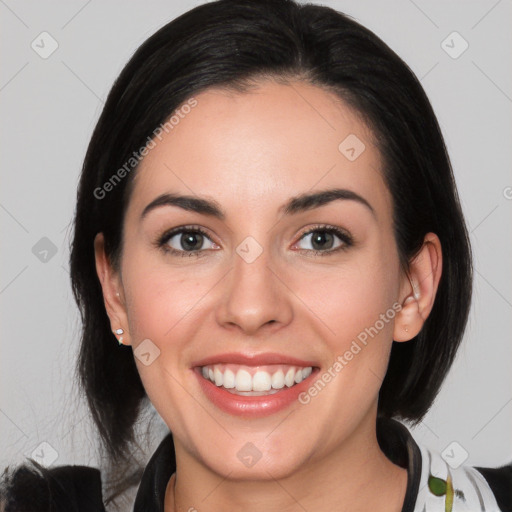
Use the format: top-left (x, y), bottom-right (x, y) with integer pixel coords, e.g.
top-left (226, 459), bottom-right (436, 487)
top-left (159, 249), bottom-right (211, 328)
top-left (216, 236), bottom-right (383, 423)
top-left (192, 352), bottom-right (318, 368)
top-left (192, 352), bottom-right (319, 418)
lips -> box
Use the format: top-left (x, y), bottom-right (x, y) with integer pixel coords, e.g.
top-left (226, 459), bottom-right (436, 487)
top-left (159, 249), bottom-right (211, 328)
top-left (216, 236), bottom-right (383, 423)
top-left (191, 353), bottom-right (319, 417)
top-left (192, 352), bottom-right (318, 368)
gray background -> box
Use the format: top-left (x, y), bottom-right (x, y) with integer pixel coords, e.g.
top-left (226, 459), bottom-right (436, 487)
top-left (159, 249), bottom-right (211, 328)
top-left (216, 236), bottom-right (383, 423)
top-left (1, 0), bottom-right (511, 500)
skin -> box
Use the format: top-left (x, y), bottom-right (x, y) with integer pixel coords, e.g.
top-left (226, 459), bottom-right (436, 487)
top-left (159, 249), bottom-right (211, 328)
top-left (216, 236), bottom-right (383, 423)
top-left (95, 79), bottom-right (442, 511)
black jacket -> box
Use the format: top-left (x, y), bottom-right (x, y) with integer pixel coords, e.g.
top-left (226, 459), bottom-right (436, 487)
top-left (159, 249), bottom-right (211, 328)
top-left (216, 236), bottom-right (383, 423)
top-left (2, 418), bottom-right (511, 511)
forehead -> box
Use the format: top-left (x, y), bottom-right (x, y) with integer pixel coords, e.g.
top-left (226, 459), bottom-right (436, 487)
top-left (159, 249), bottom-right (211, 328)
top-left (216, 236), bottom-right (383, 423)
top-left (127, 80), bottom-right (392, 223)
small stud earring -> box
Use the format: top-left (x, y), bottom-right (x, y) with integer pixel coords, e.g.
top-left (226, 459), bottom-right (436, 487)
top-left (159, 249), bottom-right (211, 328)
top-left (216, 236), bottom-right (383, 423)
top-left (115, 328), bottom-right (124, 345)
top-left (404, 327), bottom-right (409, 332)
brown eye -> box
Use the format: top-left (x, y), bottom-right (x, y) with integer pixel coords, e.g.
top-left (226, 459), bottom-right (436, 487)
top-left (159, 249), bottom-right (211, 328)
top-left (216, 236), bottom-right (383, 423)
top-left (293, 226), bottom-right (353, 255)
top-left (171, 231), bottom-right (206, 251)
top-left (158, 226), bottom-right (219, 257)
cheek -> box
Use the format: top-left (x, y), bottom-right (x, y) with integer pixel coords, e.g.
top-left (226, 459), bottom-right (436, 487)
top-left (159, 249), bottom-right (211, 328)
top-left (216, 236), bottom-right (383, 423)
top-left (122, 254), bottom-right (206, 343)
top-left (119, 254), bottom-right (206, 425)
top-left (292, 254), bottom-right (399, 348)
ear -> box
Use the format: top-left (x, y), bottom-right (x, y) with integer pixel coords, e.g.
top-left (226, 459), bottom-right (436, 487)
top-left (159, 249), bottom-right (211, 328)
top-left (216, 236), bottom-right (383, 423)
top-left (393, 232), bottom-right (442, 342)
top-left (94, 233), bottom-right (131, 346)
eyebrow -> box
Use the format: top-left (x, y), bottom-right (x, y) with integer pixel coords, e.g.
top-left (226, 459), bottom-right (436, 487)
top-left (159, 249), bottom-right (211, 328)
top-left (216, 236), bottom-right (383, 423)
top-left (140, 187), bottom-right (376, 221)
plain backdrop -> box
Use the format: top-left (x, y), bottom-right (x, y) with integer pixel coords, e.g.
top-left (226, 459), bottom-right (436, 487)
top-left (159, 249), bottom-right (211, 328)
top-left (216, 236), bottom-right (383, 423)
top-left (1, 0), bottom-right (511, 500)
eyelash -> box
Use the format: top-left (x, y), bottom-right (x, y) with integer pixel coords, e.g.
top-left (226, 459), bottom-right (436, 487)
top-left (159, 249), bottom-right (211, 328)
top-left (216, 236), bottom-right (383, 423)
top-left (156, 224), bottom-right (354, 258)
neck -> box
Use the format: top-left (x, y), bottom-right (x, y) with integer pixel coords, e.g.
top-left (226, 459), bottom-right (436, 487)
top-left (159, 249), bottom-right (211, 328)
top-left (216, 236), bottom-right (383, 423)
top-left (165, 413), bottom-right (407, 512)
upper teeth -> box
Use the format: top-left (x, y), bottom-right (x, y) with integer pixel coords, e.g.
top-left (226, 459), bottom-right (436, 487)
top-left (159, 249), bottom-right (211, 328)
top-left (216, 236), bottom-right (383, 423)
top-left (201, 364), bottom-right (313, 392)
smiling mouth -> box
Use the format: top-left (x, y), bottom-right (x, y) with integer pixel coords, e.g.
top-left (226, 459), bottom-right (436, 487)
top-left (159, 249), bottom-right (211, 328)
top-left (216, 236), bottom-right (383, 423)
top-left (198, 363), bottom-right (314, 396)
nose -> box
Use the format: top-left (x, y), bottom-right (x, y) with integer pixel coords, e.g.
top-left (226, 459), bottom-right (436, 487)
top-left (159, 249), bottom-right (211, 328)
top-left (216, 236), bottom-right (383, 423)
top-left (215, 242), bottom-right (293, 335)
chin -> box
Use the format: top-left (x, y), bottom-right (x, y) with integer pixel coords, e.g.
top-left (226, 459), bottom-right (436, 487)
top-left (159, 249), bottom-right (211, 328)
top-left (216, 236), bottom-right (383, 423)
top-left (191, 431), bottom-right (315, 482)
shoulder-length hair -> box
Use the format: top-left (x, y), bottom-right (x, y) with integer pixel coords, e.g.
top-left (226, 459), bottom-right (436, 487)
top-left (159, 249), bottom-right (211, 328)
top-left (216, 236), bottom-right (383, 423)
top-left (69, 0), bottom-right (472, 504)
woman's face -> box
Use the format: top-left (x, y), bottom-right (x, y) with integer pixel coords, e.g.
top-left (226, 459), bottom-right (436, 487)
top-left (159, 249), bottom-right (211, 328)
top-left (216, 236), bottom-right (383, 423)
top-left (113, 80), bottom-right (410, 478)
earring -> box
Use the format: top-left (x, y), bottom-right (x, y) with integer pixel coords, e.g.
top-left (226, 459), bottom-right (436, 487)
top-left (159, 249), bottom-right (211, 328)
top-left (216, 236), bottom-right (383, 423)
top-left (404, 327), bottom-right (409, 332)
top-left (115, 328), bottom-right (124, 345)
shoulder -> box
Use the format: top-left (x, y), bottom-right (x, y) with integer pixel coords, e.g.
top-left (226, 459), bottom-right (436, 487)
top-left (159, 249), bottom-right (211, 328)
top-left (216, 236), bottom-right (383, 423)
top-left (376, 418), bottom-right (511, 512)
top-left (1, 459), bottom-right (106, 512)
top-left (416, 443), bottom-right (512, 512)
top-left (474, 463), bottom-right (512, 512)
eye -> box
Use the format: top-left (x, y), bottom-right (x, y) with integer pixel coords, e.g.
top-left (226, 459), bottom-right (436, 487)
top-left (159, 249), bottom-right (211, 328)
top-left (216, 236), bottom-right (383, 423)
top-left (156, 224), bottom-right (353, 258)
top-left (158, 225), bottom-right (219, 257)
top-left (292, 225), bottom-right (353, 256)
